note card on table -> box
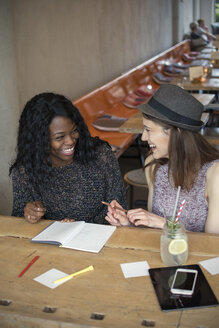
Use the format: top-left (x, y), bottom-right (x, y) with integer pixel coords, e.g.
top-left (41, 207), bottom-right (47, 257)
top-left (120, 261), bottom-right (150, 278)
top-left (34, 269), bottom-right (70, 289)
top-left (199, 257), bottom-right (219, 275)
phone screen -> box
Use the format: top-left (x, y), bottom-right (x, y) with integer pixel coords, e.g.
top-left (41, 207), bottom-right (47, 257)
top-left (172, 271), bottom-right (196, 290)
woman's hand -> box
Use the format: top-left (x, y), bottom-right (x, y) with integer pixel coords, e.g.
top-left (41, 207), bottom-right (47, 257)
top-left (24, 201), bottom-right (46, 223)
top-left (105, 200), bottom-right (130, 226)
top-left (61, 218), bottom-right (75, 223)
top-left (127, 208), bottom-right (165, 229)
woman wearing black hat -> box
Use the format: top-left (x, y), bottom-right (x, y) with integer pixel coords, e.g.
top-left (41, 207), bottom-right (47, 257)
top-left (105, 84), bottom-right (219, 233)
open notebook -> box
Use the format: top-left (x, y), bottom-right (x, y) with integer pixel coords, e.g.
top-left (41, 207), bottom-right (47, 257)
top-left (31, 221), bottom-right (116, 253)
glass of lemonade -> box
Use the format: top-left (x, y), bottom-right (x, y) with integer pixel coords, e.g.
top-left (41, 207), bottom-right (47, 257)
top-left (160, 221), bottom-right (188, 266)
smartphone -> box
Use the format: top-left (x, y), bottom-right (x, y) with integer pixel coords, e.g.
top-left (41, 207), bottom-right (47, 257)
top-left (170, 268), bottom-right (198, 296)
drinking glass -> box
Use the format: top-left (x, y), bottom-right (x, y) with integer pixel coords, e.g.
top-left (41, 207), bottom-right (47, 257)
top-left (160, 221), bottom-right (188, 266)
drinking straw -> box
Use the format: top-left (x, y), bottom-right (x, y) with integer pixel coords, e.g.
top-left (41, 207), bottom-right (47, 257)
top-left (174, 199), bottom-right (186, 223)
top-left (172, 186), bottom-right (181, 220)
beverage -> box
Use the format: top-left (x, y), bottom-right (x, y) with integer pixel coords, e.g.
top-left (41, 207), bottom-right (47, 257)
top-left (160, 221), bottom-right (188, 266)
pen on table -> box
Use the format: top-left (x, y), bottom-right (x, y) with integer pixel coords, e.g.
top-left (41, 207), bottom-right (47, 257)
top-left (101, 201), bottom-right (128, 213)
top-left (54, 265), bottom-right (94, 284)
top-left (18, 255), bottom-right (39, 278)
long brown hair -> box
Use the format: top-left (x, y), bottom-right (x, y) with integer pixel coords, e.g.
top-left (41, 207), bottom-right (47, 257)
top-left (144, 114), bottom-right (219, 190)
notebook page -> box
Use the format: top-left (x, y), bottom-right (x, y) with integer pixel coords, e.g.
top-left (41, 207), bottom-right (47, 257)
top-left (32, 221), bottom-right (85, 245)
top-left (62, 223), bottom-right (116, 253)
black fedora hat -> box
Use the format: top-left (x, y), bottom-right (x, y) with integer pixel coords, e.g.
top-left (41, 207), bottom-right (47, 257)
top-left (138, 84), bottom-right (204, 132)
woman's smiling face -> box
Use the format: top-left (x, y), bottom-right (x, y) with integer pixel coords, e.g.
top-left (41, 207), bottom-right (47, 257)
top-left (49, 116), bottom-right (79, 167)
top-left (141, 116), bottom-right (170, 159)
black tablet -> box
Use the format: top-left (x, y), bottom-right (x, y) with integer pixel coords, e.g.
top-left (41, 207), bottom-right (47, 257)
top-left (149, 264), bottom-right (218, 312)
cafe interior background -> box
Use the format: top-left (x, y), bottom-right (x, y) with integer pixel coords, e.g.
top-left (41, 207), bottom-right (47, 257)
top-left (0, 0), bottom-right (217, 215)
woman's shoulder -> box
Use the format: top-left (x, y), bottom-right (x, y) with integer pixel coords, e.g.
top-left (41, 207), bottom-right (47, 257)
top-left (206, 160), bottom-right (219, 180)
top-left (205, 161), bottom-right (219, 204)
top-left (92, 140), bottom-right (119, 171)
top-left (144, 154), bottom-right (155, 186)
top-left (11, 165), bottom-right (30, 184)
top-left (11, 165), bottom-right (26, 176)
top-left (145, 154), bottom-right (153, 165)
top-left (93, 139), bottom-right (114, 156)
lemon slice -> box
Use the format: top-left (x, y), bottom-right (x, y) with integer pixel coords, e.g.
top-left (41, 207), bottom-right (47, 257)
top-left (168, 239), bottom-right (188, 255)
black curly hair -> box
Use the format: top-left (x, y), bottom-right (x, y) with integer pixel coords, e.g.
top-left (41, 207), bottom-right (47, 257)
top-left (9, 92), bottom-right (104, 189)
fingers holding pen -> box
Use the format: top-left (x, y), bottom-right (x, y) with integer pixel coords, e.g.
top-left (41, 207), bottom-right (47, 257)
top-left (105, 200), bottom-right (130, 226)
top-left (61, 218), bottom-right (75, 223)
top-left (105, 211), bottom-right (122, 226)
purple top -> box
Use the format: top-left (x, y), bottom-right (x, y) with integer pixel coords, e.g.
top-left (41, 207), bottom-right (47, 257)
top-left (152, 160), bottom-right (218, 232)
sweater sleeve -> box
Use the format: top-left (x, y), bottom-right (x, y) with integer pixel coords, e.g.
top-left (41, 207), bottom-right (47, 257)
top-left (11, 167), bottom-right (38, 217)
top-left (91, 144), bottom-right (127, 224)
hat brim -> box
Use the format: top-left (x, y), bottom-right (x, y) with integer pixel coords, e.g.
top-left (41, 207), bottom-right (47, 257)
top-left (138, 100), bottom-right (204, 132)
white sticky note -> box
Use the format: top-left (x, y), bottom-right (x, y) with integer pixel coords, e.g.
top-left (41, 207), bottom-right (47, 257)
top-left (34, 268), bottom-right (70, 289)
top-left (120, 261), bottom-right (150, 278)
top-left (199, 257), bottom-right (219, 275)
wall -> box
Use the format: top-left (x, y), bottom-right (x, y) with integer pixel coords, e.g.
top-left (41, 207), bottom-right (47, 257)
top-left (183, 0), bottom-right (194, 34)
top-left (200, 0), bottom-right (215, 30)
top-left (11, 0), bottom-right (172, 108)
top-left (0, 0), bottom-right (20, 214)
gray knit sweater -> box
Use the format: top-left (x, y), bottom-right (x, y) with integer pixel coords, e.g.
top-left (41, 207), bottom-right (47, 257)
top-left (11, 143), bottom-right (126, 224)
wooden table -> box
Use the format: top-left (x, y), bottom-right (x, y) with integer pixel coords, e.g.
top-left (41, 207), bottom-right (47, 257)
top-left (178, 78), bottom-right (219, 91)
top-left (182, 68), bottom-right (219, 79)
top-left (192, 93), bottom-right (216, 105)
top-left (0, 216), bottom-right (219, 328)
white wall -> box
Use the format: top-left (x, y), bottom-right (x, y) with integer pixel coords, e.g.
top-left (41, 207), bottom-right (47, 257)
top-left (0, 0), bottom-right (20, 214)
top-left (183, 0), bottom-right (194, 35)
top-left (200, 0), bottom-right (215, 29)
top-left (11, 0), bottom-right (173, 108)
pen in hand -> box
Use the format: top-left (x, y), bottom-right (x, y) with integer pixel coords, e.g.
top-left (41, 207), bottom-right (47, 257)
top-left (101, 201), bottom-right (128, 213)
